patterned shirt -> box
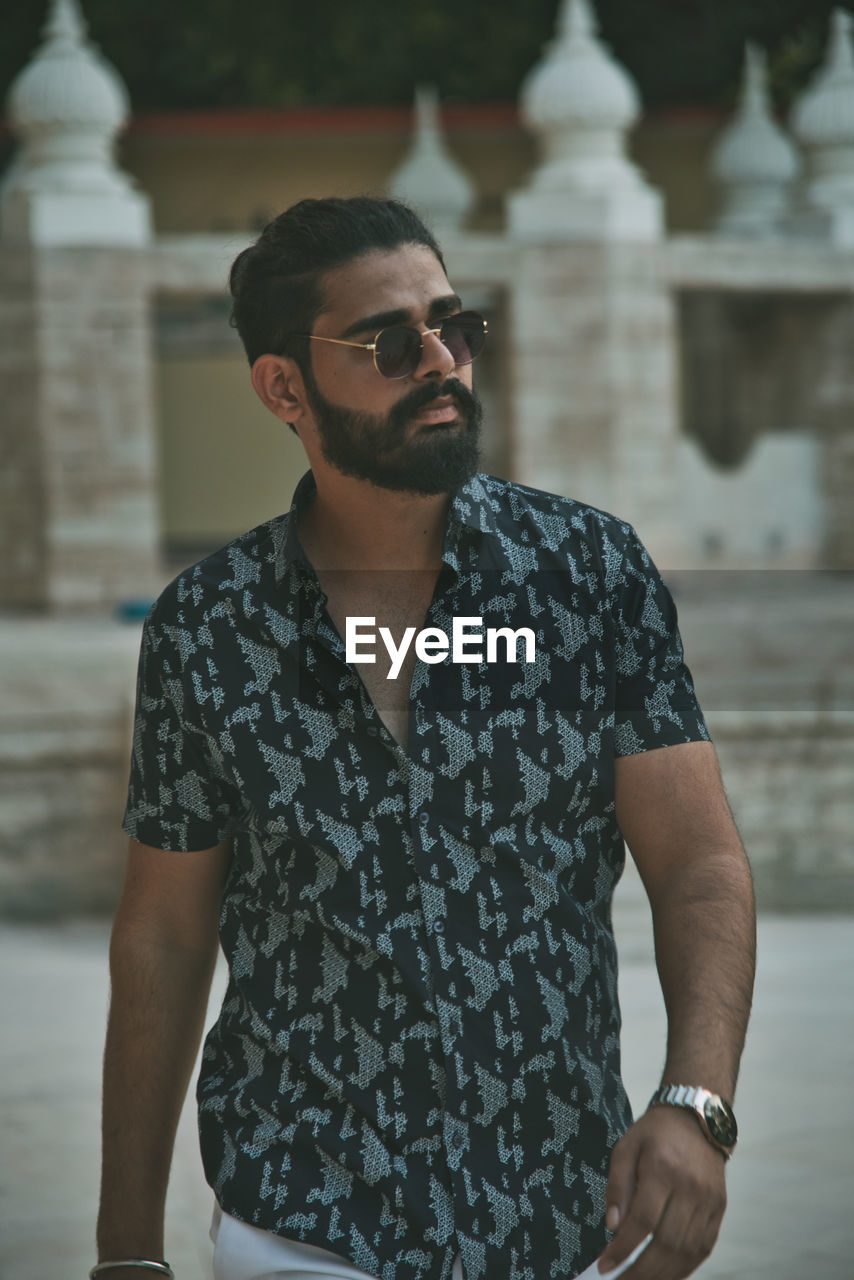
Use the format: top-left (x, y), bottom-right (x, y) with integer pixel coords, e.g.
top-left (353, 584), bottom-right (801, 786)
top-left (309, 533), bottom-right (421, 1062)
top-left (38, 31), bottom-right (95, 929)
top-left (123, 470), bottom-right (709, 1280)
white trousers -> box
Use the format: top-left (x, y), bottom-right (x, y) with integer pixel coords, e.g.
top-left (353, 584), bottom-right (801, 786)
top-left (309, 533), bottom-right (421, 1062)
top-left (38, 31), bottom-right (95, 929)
top-left (211, 1202), bottom-right (464, 1280)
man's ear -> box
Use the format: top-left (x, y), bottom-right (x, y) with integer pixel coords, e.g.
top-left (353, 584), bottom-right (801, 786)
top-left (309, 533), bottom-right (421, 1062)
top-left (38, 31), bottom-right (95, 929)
top-left (250, 354), bottom-right (309, 430)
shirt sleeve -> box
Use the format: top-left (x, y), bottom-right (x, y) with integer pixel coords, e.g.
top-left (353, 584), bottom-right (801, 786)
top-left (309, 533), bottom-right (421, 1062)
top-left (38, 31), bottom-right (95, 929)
top-left (605, 522), bottom-right (710, 757)
top-left (122, 601), bottom-right (242, 851)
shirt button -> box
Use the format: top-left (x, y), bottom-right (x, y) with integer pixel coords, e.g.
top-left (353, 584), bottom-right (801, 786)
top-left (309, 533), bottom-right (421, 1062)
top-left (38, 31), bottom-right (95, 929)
top-left (432, 920), bottom-right (445, 934)
top-left (452, 1131), bottom-right (465, 1149)
top-left (418, 811), bottom-right (429, 827)
top-left (366, 725), bottom-right (379, 737)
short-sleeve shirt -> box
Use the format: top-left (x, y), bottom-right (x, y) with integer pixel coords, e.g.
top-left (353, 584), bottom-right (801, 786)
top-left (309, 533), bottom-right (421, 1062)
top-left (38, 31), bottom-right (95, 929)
top-left (123, 470), bottom-right (709, 1280)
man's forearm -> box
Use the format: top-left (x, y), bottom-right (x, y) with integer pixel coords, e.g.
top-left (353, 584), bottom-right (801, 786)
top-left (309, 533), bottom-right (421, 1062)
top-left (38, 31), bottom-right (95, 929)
top-left (96, 926), bottom-right (218, 1262)
top-left (649, 844), bottom-right (756, 1099)
top-left (603, 744), bottom-right (755, 1278)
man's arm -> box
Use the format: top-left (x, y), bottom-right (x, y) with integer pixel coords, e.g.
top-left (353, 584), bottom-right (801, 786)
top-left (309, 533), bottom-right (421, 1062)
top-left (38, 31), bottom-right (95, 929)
top-left (598, 740), bottom-right (756, 1280)
top-left (95, 837), bottom-right (231, 1279)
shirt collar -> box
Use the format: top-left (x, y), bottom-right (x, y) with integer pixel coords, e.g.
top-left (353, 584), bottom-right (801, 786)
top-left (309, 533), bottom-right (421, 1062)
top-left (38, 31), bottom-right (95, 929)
top-left (273, 468), bottom-right (501, 585)
top-left (447, 472), bottom-right (501, 539)
top-left (272, 469), bottom-right (320, 586)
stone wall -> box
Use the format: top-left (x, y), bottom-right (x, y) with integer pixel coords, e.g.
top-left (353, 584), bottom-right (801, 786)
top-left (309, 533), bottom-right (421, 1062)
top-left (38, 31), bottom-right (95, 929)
top-left (674, 568), bottom-right (854, 911)
top-left (715, 712), bottom-right (854, 911)
top-left (0, 619), bottom-right (143, 918)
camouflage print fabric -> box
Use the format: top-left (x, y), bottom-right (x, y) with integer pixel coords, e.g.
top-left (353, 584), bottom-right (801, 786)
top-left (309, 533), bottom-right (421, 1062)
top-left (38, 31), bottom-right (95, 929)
top-left (123, 470), bottom-right (710, 1280)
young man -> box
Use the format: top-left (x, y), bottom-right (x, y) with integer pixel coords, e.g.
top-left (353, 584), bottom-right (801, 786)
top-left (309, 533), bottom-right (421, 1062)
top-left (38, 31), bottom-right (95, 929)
top-left (95, 197), bottom-right (755, 1280)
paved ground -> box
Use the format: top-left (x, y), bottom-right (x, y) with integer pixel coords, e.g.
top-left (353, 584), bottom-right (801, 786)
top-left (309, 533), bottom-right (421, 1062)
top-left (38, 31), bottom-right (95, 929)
top-left (1, 861), bottom-right (852, 1280)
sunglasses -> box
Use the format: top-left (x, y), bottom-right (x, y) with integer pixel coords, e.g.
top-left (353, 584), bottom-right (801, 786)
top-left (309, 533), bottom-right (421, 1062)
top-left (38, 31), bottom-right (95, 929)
top-left (291, 310), bottom-right (488, 379)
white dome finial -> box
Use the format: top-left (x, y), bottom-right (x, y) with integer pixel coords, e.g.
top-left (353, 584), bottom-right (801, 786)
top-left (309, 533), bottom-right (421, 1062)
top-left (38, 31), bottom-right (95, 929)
top-left (1, 0), bottom-right (150, 245)
top-left (45, 0), bottom-right (88, 44)
top-left (507, 0), bottom-right (663, 240)
top-left (386, 85), bottom-right (476, 234)
top-left (520, 0), bottom-right (638, 140)
top-left (561, 0), bottom-right (595, 40)
top-left (710, 43), bottom-right (801, 237)
top-left (744, 43), bottom-right (767, 107)
top-left (7, 0), bottom-right (129, 142)
top-left (791, 8), bottom-right (854, 246)
top-left (793, 8), bottom-right (854, 144)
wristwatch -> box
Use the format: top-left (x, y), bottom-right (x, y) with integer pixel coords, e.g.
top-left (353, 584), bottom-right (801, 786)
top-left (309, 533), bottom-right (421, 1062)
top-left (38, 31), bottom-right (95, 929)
top-left (648, 1084), bottom-right (738, 1159)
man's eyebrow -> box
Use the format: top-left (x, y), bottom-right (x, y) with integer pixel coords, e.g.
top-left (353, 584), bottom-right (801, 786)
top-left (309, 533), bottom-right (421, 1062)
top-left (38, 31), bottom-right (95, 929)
top-left (428, 293), bottom-right (464, 320)
top-left (338, 294), bottom-right (462, 341)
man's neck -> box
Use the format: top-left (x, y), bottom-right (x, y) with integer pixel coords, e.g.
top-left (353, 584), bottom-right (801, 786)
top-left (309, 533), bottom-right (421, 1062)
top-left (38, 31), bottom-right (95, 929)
top-left (298, 473), bottom-right (453, 572)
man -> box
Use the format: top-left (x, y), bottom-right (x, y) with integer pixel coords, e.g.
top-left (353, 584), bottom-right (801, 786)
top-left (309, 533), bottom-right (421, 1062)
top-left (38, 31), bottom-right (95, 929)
top-left (95, 196), bottom-right (755, 1280)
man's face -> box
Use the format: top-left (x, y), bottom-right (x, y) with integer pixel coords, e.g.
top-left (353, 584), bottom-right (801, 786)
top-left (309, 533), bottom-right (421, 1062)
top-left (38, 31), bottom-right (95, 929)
top-left (299, 245), bottom-right (483, 495)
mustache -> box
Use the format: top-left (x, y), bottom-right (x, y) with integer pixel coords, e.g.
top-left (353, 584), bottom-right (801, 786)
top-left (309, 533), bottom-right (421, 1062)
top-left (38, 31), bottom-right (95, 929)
top-left (388, 378), bottom-right (481, 435)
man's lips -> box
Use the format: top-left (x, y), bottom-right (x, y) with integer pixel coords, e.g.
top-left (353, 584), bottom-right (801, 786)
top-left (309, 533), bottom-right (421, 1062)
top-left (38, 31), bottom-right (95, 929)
top-left (411, 397), bottom-right (458, 426)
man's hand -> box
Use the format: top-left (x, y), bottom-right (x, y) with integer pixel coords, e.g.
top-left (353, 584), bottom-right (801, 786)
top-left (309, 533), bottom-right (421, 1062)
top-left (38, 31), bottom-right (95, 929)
top-left (597, 1106), bottom-right (727, 1279)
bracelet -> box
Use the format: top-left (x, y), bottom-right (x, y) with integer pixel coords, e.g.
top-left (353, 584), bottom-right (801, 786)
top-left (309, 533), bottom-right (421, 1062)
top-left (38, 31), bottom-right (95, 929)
top-left (90, 1262), bottom-right (174, 1278)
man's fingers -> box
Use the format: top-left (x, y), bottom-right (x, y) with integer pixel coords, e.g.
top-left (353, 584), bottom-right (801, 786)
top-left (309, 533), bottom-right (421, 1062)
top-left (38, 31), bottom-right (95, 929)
top-left (593, 1232), bottom-right (653, 1278)
top-left (603, 1130), bottom-right (642, 1235)
top-left (623, 1193), bottom-right (696, 1280)
top-left (598, 1176), bottom-right (668, 1274)
top-left (602, 1185), bottom-right (725, 1280)
top-left (599, 1128), bottom-right (666, 1274)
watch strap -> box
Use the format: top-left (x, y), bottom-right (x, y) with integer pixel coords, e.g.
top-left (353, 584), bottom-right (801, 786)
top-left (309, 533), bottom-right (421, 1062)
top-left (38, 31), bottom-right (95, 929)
top-left (652, 1083), bottom-right (705, 1109)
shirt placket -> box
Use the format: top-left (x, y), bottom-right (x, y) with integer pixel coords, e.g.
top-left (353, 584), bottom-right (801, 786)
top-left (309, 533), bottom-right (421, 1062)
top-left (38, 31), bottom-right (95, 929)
top-left (405, 564), bottom-right (494, 1261)
top-left (301, 555), bottom-right (465, 1220)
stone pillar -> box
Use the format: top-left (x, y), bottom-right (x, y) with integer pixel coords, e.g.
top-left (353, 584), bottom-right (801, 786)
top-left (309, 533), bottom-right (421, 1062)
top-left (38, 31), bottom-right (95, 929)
top-left (0, 0), bottom-right (160, 609)
top-left (506, 241), bottom-right (681, 557)
top-left (0, 244), bottom-right (161, 609)
top-left (0, 247), bottom-right (46, 607)
top-left (504, 0), bottom-right (677, 556)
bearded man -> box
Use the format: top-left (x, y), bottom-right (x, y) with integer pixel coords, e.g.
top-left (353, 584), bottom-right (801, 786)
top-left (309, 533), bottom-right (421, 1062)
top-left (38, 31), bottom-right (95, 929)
top-left (94, 196), bottom-right (755, 1280)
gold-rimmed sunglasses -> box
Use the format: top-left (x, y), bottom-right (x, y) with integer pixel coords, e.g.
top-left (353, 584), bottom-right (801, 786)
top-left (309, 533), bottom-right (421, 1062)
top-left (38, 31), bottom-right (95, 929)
top-left (289, 310), bottom-right (487, 379)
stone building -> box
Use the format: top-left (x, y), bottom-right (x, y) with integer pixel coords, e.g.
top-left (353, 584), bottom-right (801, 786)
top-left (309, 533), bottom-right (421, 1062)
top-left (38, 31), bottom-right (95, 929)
top-left (1, 0), bottom-right (852, 915)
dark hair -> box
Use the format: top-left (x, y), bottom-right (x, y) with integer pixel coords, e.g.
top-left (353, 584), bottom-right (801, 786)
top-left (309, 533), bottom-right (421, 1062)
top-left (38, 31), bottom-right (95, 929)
top-left (228, 196), bottom-right (446, 368)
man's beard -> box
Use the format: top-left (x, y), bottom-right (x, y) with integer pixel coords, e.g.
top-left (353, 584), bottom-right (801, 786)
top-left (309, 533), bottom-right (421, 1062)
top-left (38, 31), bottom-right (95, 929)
top-left (302, 369), bottom-right (483, 495)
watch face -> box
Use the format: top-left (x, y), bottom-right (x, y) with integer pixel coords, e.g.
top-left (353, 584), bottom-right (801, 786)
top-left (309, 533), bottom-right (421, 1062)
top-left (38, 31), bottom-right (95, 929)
top-left (704, 1096), bottom-right (738, 1147)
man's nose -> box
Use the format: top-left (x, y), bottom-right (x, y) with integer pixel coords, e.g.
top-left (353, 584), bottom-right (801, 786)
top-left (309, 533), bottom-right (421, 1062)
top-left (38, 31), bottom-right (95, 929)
top-left (413, 326), bottom-right (457, 380)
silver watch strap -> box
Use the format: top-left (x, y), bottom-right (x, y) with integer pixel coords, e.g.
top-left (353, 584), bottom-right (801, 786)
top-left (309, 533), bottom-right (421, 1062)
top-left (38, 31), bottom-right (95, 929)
top-left (654, 1083), bottom-right (704, 1109)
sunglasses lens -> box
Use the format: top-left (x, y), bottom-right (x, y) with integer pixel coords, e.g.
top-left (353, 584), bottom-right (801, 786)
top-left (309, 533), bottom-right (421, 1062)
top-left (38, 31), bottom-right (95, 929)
top-left (439, 312), bottom-right (487, 366)
top-left (374, 326), bottom-right (423, 378)
top-left (373, 312), bottom-right (488, 378)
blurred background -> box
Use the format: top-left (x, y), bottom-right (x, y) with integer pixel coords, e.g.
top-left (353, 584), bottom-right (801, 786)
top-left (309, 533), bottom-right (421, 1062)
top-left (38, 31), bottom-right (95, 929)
top-left (0, 1), bottom-right (852, 1277)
